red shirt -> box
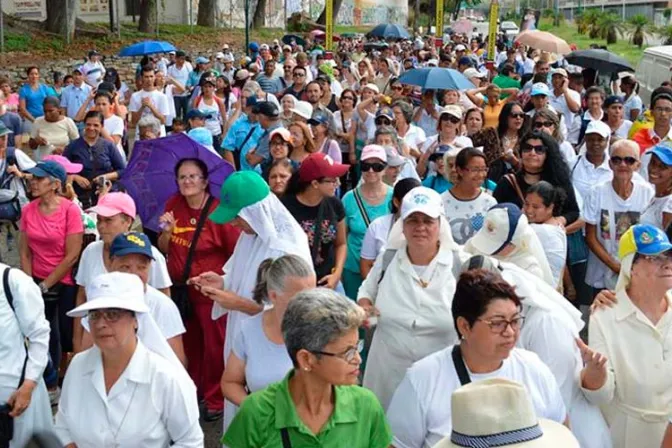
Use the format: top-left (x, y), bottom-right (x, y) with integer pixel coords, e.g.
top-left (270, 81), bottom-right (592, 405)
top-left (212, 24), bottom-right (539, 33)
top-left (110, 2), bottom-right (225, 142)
top-left (164, 194), bottom-right (240, 298)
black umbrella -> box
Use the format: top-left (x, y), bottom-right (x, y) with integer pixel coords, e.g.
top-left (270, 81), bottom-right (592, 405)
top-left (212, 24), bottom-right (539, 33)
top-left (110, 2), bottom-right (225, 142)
top-left (564, 49), bottom-right (634, 73)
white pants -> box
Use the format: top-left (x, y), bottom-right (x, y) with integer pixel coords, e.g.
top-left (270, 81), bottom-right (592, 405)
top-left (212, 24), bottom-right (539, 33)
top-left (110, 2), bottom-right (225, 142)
top-left (0, 380), bottom-right (53, 447)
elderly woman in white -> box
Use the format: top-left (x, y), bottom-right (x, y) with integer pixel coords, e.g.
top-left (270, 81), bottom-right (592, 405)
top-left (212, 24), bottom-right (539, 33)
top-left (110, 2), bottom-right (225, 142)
top-left (357, 186), bottom-right (468, 410)
top-left (187, 171), bottom-right (312, 432)
top-left (54, 272), bottom-right (203, 448)
top-left (578, 224), bottom-right (672, 448)
top-left (465, 202), bottom-right (555, 286)
top-left (0, 265), bottom-right (52, 448)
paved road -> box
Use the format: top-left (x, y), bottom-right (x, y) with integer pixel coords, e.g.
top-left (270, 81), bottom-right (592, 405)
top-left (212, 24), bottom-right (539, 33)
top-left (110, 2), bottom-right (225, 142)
top-left (202, 418), bottom-right (223, 447)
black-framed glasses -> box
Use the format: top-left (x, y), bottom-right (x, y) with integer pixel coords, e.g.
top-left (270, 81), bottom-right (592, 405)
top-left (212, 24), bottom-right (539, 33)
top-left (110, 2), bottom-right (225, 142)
top-left (391, 85), bottom-right (403, 91)
top-left (610, 156), bottom-right (637, 166)
top-left (375, 118), bottom-right (392, 126)
top-left (293, 72), bottom-right (306, 77)
top-left (510, 112), bottom-right (525, 119)
top-left (360, 161), bottom-right (387, 172)
top-left (521, 145), bottom-right (546, 155)
top-left (534, 121), bottom-right (554, 129)
top-left (88, 308), bottom-right (130, 323)
top-left (477, 315), bottom-right (525, 334)
top-left (312, 340), bottom-right (363, 363)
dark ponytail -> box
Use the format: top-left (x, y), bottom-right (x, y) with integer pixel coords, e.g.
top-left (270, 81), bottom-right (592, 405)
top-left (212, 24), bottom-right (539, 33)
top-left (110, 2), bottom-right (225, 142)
top-left (526, 180), bottom-right (567, 217)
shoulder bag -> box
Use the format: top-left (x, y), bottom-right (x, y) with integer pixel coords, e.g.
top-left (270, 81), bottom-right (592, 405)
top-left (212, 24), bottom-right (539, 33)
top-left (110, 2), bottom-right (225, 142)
top-left (0, 147), bottom-right (21, 224)
top-left (171, 195), bottom-right (215, 321)
top-left (353, 188), bottom-right (371, 228)
top-left (451, 344), bottom-right (471, 386)
top-left (504, 173), bottom-right (526, 205)
top-left (0, 268), bottom-right (27, 448)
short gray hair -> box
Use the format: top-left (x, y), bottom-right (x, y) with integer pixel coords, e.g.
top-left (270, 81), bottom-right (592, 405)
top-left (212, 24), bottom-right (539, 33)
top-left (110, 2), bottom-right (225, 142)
top-left (252, 255), bottom-right (313, 304)
top-left (282, 288), bottom-right (365, 366)
top-left (137, 115), bottom-right (161, 134)
top-left (609, 139), bottom-right (639, 158)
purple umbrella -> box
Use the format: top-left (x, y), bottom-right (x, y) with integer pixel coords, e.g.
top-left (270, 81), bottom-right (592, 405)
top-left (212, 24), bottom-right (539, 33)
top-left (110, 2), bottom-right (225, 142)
top-left (119, 133), bottom-right (235, 233)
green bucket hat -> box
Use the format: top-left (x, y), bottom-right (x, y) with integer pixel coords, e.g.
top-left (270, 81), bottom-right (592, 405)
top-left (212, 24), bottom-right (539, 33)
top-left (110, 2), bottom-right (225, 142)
top-left (209, 171), bottom-right (270, 224)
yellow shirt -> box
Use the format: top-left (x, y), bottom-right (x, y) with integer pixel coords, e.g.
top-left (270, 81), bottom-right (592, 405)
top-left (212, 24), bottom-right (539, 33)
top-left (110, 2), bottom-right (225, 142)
top-left (484, 101), bottom-right (505, 129)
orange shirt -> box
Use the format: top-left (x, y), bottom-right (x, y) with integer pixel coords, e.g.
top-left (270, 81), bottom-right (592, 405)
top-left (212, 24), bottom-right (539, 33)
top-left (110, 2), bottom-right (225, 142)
top-left (484, 102), bottom-right (505, 129)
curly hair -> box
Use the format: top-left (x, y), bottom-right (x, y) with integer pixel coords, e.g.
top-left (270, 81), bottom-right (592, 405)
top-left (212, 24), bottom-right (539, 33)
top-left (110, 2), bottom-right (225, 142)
top-left (520, 130), bottom-right (573, 191)
top-left (497, 102), bottom-right (526, 141)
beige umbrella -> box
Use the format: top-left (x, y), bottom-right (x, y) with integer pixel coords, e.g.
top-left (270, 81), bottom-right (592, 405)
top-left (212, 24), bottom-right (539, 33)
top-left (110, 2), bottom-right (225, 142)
top-left (515, 30), bottom-right (572, 55)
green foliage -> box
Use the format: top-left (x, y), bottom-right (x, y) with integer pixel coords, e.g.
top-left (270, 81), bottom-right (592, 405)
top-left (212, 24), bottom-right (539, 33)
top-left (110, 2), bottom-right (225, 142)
top-left (597, 12), bottom-right (625, 44)
top-left (628, 14), bottom-right (651, 48)
top-left (542, 8), bottom-right (554, 18)
top-left (664, 8), bottom-right (672, 21)
top-left (658, 24), bottom-right (672, 45)
top-left (584, 9), bottom-right (602, 39)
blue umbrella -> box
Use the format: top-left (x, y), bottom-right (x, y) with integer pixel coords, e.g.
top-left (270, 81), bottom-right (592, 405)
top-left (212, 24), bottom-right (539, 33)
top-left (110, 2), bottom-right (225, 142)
top-left (398, 68), bottom-right (475, 91)
top-left (368, 24), bottom-right (410, 40)
top-left (119, 40), bottom-right (177, 57)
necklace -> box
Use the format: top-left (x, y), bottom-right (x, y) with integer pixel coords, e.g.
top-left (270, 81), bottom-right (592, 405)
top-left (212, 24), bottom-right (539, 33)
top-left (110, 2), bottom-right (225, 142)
top-left (188, 193), bottom-right (208, 226)
top-left (112, 382), bottom-right (138, 447)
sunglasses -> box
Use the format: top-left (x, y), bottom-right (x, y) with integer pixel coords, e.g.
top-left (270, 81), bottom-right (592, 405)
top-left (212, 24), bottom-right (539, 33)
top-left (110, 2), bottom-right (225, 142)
top-left (510, 113), bottom-right (526, 119)
top-left (521, 145), bottom-right (546, 155)
top-left (360, 161), bottom-right (387, 172)
top-left (391, 85), bottom-right (403, 91)
top-left (375, 118), bottom-right (392, 126)
top-left (341, 96), bottom-right (355, 101)
top-left (610, 156), bottom-right (638, 166)
top-left (441, 115), bottom-right (461, 124)
top-left (293, 72), bottom-right (306, 77)
top-left (534, 121), bottom-right (554, 128)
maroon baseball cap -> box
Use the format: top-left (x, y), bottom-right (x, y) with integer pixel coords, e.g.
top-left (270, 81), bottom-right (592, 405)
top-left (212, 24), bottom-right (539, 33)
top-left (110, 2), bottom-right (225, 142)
top-left (299, 153), bottom-right (349, 183)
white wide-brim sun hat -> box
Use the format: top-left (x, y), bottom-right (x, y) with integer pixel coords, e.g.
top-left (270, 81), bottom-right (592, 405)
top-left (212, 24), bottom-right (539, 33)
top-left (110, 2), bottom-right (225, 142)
top-left (67, 272), bottom-right (149, 318)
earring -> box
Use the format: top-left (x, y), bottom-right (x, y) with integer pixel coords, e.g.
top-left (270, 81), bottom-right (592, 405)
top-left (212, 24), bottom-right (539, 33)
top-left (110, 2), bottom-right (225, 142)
top-left (304, 367), bottom-right (310, 372)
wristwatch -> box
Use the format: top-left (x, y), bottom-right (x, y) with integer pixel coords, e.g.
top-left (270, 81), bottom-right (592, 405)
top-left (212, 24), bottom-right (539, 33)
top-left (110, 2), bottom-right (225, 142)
top-left (38, 282), bottom-right (49, 294)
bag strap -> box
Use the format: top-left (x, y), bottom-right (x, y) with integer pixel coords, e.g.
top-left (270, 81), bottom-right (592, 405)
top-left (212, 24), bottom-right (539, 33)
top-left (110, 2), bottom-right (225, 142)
top-left (237, 126), bottom-right (257, 153)
top-left (571, 155), bottom-right (582, 177)
top-left (451, 344), bottom-right (471, 386)
top-left (311, 200), bottom-right (328, 261)
top-left (180, 196), bottom-right (215, 284)
top-left (4, 268), bottom-right (27, 388)
top-left (280, 427), bottom-right (292, 448)
top-left (353, 188), bottom-right (371, 228)
top-left (377, 249), bottom-right (397, 285)
top-left (504, 173), bottom-right (525, 205)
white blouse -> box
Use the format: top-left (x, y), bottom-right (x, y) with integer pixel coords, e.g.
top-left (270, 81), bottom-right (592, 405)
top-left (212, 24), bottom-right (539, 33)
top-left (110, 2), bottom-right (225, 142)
top-left (55, 341), bottom-right (203, 448)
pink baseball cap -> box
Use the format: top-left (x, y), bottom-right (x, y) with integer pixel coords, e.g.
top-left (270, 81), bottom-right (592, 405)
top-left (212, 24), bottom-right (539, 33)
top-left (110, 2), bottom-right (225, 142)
top-left (88, 192), bottom-right (136, 218)
top-left (43, 155), bottom-right (83, 174)
top-left (361, 144), bottom-right (388, 163)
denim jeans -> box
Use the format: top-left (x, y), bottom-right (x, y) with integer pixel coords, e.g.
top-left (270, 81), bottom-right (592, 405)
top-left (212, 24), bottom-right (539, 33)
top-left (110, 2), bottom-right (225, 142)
top-left (173, 95), bottom-right (190, 121)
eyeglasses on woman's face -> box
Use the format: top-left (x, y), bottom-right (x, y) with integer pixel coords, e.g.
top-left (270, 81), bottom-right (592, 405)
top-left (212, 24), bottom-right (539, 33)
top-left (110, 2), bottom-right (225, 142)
top-left (178, 174), bottom-right (205, 183)
top-left (88, 308), bottom-right (130, 323)
top-left (375, 118), bottom-right (392, 126)
top-left (610, 155), bottom-right (637, 166)
top-left (477, 315), bottom-right (525, 334)
top-left (311, 340), bottom-right (363, 363)
top-left (521, 144), bottom-right (546, 155)
top-left (360, 161), bottom-right (387, 172)
top-left (510, 112), bottom-right (525, 120)
top-left (534, 121), bottom-right (554, 129)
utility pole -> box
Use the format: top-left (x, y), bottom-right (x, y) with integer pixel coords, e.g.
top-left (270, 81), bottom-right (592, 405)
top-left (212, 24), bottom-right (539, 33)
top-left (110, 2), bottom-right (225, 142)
top-left (117, 0), bottom-right (122, 39)
top-left (245, 0), bottom-right (250, 54)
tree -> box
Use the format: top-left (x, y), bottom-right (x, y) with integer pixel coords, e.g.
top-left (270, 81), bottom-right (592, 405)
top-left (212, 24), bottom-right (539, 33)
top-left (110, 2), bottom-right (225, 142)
top-left (197, 0), bottom-right (217, 26)
top-left (628, 14), bottom-right (651, 48)
top-left (597, 12), bottom-right (625, 44)
top-left (138, 0), bottom-right (157, 33)
top-left (252, 0), bottom-right (267, 27)
top-left (316, 0), bottom-right (345, 25)
top-left (657, 24), bottom-right (672, 45)
top-left (585, 9), bottom-right (602, 39)
top-left (664, 8), bottom-right (672, 25)
top-left (46, 0), bottom-right (78, 39)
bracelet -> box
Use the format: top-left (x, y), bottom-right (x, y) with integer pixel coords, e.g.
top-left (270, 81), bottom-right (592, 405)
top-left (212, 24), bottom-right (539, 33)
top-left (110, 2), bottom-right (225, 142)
top-left (38, 281), bottom-right (49, 294)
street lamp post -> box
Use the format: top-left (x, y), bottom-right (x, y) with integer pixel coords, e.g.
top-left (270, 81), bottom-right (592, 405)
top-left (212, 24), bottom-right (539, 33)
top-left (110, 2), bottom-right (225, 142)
top-left (245, 0), bottom-right (250, 56)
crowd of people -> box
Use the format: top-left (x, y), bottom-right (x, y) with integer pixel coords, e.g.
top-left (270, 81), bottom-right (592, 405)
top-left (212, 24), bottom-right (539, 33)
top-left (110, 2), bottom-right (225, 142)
top-left (2, 26), bottom-right (672, 448)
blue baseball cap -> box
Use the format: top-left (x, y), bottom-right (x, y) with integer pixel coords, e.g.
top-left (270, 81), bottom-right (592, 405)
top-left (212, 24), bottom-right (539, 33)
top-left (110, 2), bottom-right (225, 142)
top-left (531, 82), bottom-right (550, 97)
top-left (470, 203), bottom-right (524, 255)
top-left (308, 111), bottom-right (331, 126)
top-left (618, 224), bottom-right (672, 259)
top-left (245, 95), bottom-right (259, 109)
top-left (195, 56), bottom-right (210, 64)
top-left (186, 109), bottom-right (211, 120)
top-left (249, 42), bottom-right (260, 52)
top-left (649, 143), bottom-right (672, 166)
top-left (110, 232), bottom-right (155, 260)
top-left (26, 161), bottom-right (66, 185)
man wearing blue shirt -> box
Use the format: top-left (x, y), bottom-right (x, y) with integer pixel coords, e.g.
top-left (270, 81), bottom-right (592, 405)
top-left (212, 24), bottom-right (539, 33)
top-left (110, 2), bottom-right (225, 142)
top-left (0, 94), bottom-right (22, 147)
top-left (60, 68), bottom-right (92, 125)
top-left (255, 59), bottom-right (284, 94)
top-left (245, 101), bottom-right (283, 168)
top-left (221, 96), bottom-right (263, 170)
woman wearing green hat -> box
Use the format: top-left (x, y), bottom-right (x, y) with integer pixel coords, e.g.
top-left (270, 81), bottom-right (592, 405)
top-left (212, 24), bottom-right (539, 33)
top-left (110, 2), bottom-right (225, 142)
top-left (188, 170), bottom-right (312, 432)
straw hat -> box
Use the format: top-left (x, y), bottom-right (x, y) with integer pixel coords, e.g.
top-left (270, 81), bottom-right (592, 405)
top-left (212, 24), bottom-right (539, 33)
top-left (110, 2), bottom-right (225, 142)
top-left (434, 378), bottom-right (579, 448)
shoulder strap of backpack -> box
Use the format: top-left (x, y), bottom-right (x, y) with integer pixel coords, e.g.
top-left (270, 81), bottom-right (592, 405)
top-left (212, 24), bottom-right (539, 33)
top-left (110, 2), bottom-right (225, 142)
top-left (377, 249), bottom-right (397, 285)
top-left (4, 267), bottom-right (27, 388)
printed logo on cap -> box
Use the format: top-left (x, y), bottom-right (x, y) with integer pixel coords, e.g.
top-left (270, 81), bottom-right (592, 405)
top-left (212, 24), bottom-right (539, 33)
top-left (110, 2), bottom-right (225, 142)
top-left (413, 194), bottom-right (429, 205)
top-left (640, 231), bottom-right (653, 244)
top-left (127, 234), bottom-right (146, 247)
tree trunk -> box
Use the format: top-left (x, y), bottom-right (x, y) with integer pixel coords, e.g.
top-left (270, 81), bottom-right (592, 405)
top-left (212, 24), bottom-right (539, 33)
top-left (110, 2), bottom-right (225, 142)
top-left (252, 0), bottom-right (267, 28)
top-left (316, 0), bottom-right (344, 25)
top-left (45, 0), bottom-right (78, 39)
top-left (197, 0), bottom-right (217, 26)
top-left (413, 0), bottom-right (421, 31)
top-left (139, 0), bottom-right (157, 33)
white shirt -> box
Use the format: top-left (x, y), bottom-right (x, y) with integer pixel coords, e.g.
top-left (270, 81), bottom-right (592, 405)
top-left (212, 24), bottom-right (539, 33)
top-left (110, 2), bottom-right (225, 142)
top-left (128, 89), bottom-right (171, 136)
top-left (583, 180), bottom-right (654, 288)
top-left (399, 125), bottom-right (426, 152)
top-left (75, 241), bottom-right (172, 291)
top-left (161, 84), bottom-right (177, 127)
top-left (54, 342), bottom-right (203, 448)
top-left (420, 135), bottom-right (473, 154)
top-left (80, 61), bottom-right (105, 86)
top-left (530, 223), bottom-right (567, 288)
top-left (360, 214), bottom-right (395, 261)
top-left (104, 115), bottom-right (126, 159)
top-left (145, 286), bottom-right (185, 340)
top-left (358, 244), bottom-right (469, 409)
top-left (640, 195), bottom-right (672, 230)
top-left (167, 63), bottom-right (193, 96)
top-left (550, 89), bottom-right (581, 143)
top-left (559, 141), bottom-right (576, 169)
top-left (387, 346), bottom-right (567, 448)
top-left (414, 105), bottom-right (442, 138)
top-left (569, 153), bottom-right (614, 209)
top-left (613, 120), bottom-right (633, 139)
top-left (624, 94), bottom-right (643, 120)
top-left (441, 190), bottom-right (496, 245)
top-left (582, 290), bottom-right (672, 448)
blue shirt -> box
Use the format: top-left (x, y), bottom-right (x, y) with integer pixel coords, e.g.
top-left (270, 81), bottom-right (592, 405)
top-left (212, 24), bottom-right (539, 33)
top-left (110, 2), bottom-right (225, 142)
top-left (0, 112), bottom-right (22, 147)
top-left (255, 122), bottom-right (283, 161)
top-left (255, 74), bottom-right (284, 94)
top-left (221, 114), bottom-right (263, 171)
top-left (60, 83), bottom-right (92, 120)
top-left (423, 174), bottom-right (497, 194)
top-left (63, 137), bottom-right (126, 198)
top-left (19, 83), bottom-right (56, 118)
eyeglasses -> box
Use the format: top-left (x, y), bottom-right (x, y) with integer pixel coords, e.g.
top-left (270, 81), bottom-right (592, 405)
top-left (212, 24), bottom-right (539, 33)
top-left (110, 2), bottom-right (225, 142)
top-left (360, 161), bottom-right (387, 172)
top-left (610, 156), bottom-right (638, 166)
top-left (534, 121), bottom-right (554, 128)
top-left (375, 118), bottom-right (392, 126)
top-left (178, 174), bottom-right (205, 182)
top-left (441, 115), bottom-right (461, 124)
top-left (391, 85), bottom-right (403, 91)
top-left (463, 167), bottom-right (489, 173)
top-left (655, 106), bottom-right (672, 114)
top-left (521, 145), bottom-right (546, 155)
top-left (312, 340), bottom-right (363, 363)
top-left (293, 72), bottom-right (306, 77)
top-left (477, 315), bottom-right (525, 334)
top-left (341, 96), bottom-right (355, 101)
top-left (634, 252), bottom-right (672, 266)
top-left (510, 113), bottom-right (526, 119)
top-left (88, 308), bottom-right (129, 323)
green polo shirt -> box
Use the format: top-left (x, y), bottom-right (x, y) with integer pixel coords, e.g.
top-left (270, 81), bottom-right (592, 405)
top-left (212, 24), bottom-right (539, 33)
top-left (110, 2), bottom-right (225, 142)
top-left (222, 370), bottom-right (392, 448)
top-left (492, 74), bottom-right (521, 99)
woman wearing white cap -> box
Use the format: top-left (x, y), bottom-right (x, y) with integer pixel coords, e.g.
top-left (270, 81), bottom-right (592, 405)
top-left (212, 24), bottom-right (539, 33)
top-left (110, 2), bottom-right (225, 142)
top-left (387, 269), bottom-right (567, 448)
top-left (54, 272), bottom-right (203, 447)
top-left (577, 224), bottom-right (672, 448)
top-left (465, 203), bottom-right (555, 286)
top-left (418, 106), bottom-right (472, 179)
top-left (358, 186), bottom-right (469, 409)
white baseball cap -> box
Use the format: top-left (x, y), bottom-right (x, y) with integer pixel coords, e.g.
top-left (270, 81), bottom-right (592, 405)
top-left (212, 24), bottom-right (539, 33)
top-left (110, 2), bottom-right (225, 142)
top-left (290, 101), bottom-right (314, 120)
top-left (67, 272), bottom-right (149, 318)
top-left (400, 186), bottom-right (443, 220)
top-left (455, 44), bottom-right (467, 51)
top-left (470, 203), bottom-right (526, 256)
top-left (222, 53), bottom-right (235, 63)
top-left (362, 83), bottom-right (380, 94)
top-left (585, 120), bottom-right (611, 138)
top-left (216, 52), bottom-right (225, 59)
top-left (463, 68), bottom-right (486, 79)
